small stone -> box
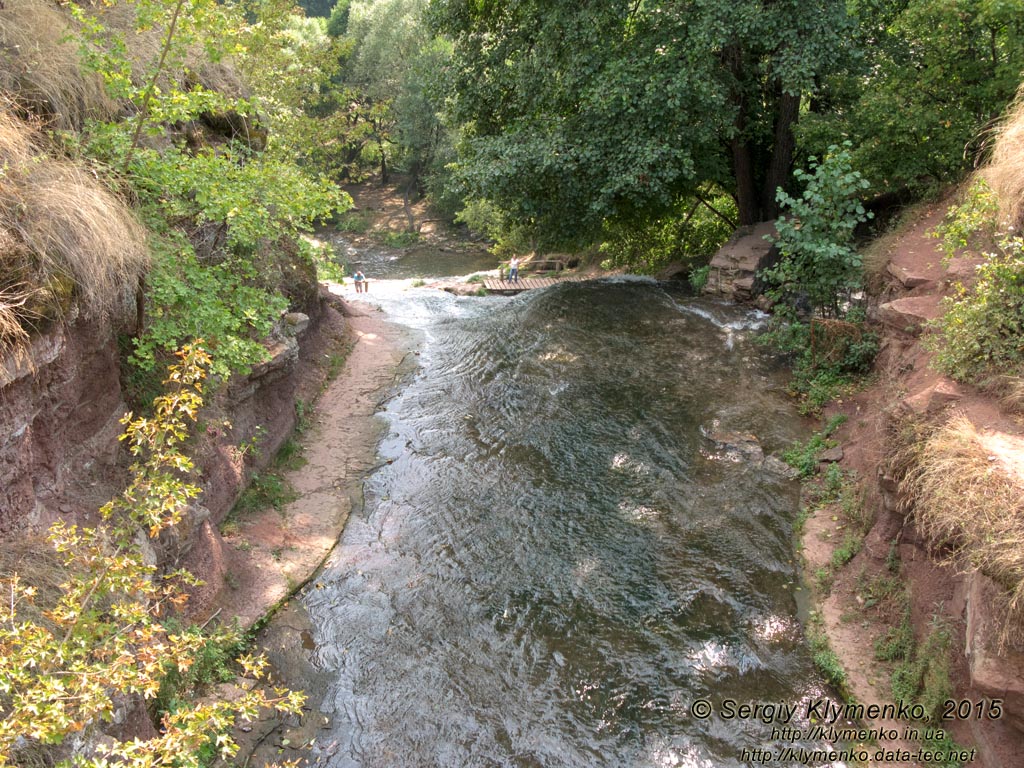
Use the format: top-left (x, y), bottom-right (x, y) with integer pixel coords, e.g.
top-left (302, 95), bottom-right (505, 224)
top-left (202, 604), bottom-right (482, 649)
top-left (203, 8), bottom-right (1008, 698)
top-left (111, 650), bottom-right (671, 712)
top-left (283, 312), bottom-right (311, 336)
top-left (818, 445), bottom-right (844, 463)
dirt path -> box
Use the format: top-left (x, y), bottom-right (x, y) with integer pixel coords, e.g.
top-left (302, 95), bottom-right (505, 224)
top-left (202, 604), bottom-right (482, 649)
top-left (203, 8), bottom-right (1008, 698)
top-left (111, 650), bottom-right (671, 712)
top-left (801, 202), bottom-right (1024, 766)
top-left (214, 287), bottom-right (415, 628)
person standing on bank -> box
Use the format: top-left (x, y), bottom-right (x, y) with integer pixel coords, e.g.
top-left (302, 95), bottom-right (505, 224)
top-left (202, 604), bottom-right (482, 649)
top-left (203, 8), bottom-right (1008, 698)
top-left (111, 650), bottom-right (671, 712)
top-left (353, 270), bottom-right (366, 293)
top-left (508, 257), bottom-right (520, 283)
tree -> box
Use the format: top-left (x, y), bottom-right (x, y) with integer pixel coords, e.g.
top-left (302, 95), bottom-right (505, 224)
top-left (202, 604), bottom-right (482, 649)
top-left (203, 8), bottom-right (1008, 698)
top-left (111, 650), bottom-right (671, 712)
top-left (427, 0), bottom-right (852, 246)
top-left (760, 144), bottom-right (873, 318)
top-left (330, 0), bottom-right (451, 190)
top-left (797, 0), bottom-right (1024, 195)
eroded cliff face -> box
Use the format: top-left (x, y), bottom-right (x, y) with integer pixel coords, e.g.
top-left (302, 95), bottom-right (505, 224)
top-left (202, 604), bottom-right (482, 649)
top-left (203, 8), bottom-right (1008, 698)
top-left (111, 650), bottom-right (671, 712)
top-left (0, 313), bottom-right (126, 534)
top-left (0, 294), bottom-right (326, 542)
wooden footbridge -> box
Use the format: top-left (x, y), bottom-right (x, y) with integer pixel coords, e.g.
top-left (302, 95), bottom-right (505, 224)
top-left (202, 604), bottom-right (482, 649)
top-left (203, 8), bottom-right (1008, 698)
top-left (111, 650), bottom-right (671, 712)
top-left (482, 275), bottom-right (589, 295)
top-left (483, 259), bottom-right (592, 294)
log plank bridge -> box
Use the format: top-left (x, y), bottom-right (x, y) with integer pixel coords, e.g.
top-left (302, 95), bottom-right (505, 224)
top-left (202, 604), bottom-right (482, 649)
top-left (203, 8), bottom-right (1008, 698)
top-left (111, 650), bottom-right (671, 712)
top-left (484, 259), bottom-right (590, 295)
top-left (482, 275), bottom-right (589, 295)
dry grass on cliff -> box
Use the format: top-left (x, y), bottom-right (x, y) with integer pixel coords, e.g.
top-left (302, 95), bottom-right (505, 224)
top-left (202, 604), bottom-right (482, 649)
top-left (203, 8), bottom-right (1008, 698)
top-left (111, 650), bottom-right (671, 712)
top-left (0, 109), bottom-right (148, 332)
top-left (0, 0), bottom-right (117, 130)
top-left (981, 90), bottom-right (1024, 233)
top-left (900, 414), bottom-right (1024, 643)
top-left (0, 537), bottom-right (67, 629)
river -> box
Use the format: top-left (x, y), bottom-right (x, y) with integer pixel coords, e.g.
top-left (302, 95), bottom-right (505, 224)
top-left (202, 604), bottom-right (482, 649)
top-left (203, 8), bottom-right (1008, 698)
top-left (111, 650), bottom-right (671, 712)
top-left (303, 243), bottom-right (840, 767)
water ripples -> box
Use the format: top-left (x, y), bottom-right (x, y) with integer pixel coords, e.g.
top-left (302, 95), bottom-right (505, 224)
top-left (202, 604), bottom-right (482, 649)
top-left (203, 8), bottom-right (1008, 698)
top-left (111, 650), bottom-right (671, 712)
top-left (305, 280), bottom-right (837, 766)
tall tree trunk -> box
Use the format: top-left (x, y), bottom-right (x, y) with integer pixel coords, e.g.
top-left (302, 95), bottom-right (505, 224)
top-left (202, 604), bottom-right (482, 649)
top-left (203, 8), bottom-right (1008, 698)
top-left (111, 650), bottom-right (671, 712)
top-left (725, 43), bottom-right (759, 226)
top-left (760, 89), bottom-right (800, 221)
top-left (732, 138), bottom-right (759, 226)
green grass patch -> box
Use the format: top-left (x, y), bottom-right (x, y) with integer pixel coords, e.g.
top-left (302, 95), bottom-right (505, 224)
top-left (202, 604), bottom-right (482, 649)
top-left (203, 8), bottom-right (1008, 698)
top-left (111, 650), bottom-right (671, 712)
top-left (335, 211), bottom-right (373, 233)
top-left (830, 530), bottom-right (864, 568)
top-left (378, 230), bottom-right (420, 248)
top-left (783, 414), bottom-right (847, 478)
top-left (806, 610), bottom-right (848, 694)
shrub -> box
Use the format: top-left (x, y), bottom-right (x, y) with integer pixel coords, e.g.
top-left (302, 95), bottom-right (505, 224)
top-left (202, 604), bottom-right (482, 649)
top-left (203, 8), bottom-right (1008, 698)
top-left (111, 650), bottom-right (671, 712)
top-left (599, 187), bottom-right (736, 276)
top-left (762, 315), bottom-right (878, 415)
top-left (689, 264), bottom-right (711, 293)
top-left (0, 346), bottom-right (305, 767)
top-left (761, 143), bottom-right (872, 318)
top-left (783, 414), bottom-right (847, 478)
top-left (929, 235), bottom-right (1024, 382)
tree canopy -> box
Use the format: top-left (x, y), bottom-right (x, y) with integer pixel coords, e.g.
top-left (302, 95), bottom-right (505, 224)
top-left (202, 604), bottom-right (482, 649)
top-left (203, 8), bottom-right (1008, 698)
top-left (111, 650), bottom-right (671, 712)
top-left (427, 0), bottom-right (853, 246)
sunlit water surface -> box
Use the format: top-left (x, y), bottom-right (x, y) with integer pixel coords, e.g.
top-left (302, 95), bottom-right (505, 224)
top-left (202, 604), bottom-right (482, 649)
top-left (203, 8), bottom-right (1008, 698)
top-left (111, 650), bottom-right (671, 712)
top-left (304, 254), bottom-right (838, 767)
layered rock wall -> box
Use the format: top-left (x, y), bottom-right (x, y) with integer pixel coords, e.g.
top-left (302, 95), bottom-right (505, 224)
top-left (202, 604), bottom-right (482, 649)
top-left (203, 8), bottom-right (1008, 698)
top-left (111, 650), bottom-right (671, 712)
top-left (0, 297), bottom-right (325, 539)
top-left (0, 314), bottom-right (125, 533)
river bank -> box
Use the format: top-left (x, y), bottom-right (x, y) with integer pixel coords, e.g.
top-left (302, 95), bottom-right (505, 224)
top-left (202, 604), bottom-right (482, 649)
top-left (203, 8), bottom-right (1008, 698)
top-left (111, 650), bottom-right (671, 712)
top-left (208, 286), bottom-right (415, 765)
top-left (210, 287), bottom-right (415, 628)
top-left (797, 200), bottom-right (1024, 767)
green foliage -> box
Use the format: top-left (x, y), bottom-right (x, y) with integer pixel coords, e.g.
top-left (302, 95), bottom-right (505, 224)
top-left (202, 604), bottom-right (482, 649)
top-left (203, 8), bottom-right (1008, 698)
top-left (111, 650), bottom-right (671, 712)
top-left (821, 462), bottom-right (845, 501)
top-left (761, 309), bottom-right (878, 415)
top-left (302, 238), bottom-right (346, 282)
top-left (805, 610), bottom-right (848, 694)
top-left (327, 0), bottom-right (352, 36)
top-left (122, 141), bottom-right (344, 252)
top-left (455, 198), bottom-right (536, 255)
top-left (891, 617), bottom-right (955, 724)
top-left (933, 179), bottom-right (1001, 260)
top-left (929, 235), bottom-right (1024, 381)
top-left (131, 235), bottom-right (288, 381)
top-left (238, 0), bottom-right (361, 181)
top-left (64, 0), bottom-right (349, 385)
top-left (875, 601), bottom-right (914, 663)
top-left (234, 471), bottom-right (298, 517)
top-left (830, 531), bottom-right (864, 568)
top-left (759, 148), bottom-right (878, 413)
top-left (925, 177), bottom-right (1024, 382)
top-left (797, 0), bottom-right (1024, 196)
top-left (0, 346), bottom-right (305, 767)
top-left (336, 210), bottom-right (374, 233)
top-left (762, 144), bottom-right (873, 318)
top-left (295, 0), bottom-right (336, 17)
top-left (156, 623), bottom-right (247, 715)
top-left (430, 0), bottom-right (853, 245)
top-left (783, 414), bottom-right (847, 478)
top-left (689, 265), bottom-right (711, 293)
top-left (378, 230), bottom-right (420, 248)
top-left (598, 188), bottom-right (736, 275)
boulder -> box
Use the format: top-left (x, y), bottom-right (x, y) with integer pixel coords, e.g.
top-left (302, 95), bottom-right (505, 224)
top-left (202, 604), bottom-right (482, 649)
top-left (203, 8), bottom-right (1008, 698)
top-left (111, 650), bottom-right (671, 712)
top-left (900, 379), bottom-right (963, 415)
top-left (701, 425), bottom-right (765, 464)
top-left (703, 222), bottom-right (779, 302)
top-left (818, 445), bottom-right (845, 463)
top-left (878, 296), bottom-right (943, 334)
top-left (763, 455), bottom-right (800, 479)
top-left (964, 571), bottom-right (1024, 732)
top-left (887, 261), bottom-right (935, 290)
top-left (282, 312), bottom-right (311, 336)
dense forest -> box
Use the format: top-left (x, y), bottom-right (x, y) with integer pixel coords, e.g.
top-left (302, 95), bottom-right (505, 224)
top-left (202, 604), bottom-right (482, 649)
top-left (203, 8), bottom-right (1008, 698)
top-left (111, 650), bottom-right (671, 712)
top-left (1, 0), bottom-right (1024, 765)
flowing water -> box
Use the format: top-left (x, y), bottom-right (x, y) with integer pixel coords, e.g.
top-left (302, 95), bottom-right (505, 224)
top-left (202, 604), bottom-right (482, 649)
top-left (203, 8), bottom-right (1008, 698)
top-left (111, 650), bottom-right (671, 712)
top-left (304, 248), bottom-right (838, 767)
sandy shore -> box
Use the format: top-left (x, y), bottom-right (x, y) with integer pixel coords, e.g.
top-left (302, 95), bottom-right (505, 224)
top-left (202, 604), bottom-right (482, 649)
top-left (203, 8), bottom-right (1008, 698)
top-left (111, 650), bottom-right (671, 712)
top-left (210, 287), bottom-right (416, 765)
top-left (214, 289), bottom-right (414, 628)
